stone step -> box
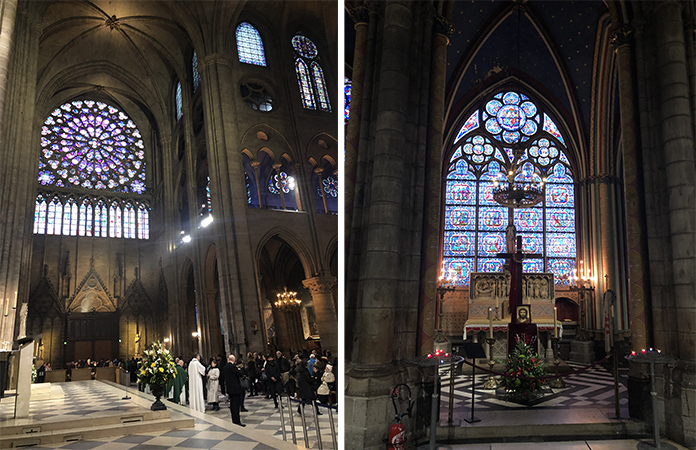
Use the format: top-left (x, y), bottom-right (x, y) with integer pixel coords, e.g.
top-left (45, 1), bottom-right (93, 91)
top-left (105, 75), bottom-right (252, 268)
top-left (434, 419), bottom-right (646, 444)
top-left (1, 411), bottom-right (194, 448)
top-left (1, 408), bottom-right (170, 435)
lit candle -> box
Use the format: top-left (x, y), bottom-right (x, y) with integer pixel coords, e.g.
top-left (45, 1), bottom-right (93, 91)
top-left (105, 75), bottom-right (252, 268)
top-left (489, 308), bottom-right (493, 339)
top-left (553, 306), bottom-right (558, 338)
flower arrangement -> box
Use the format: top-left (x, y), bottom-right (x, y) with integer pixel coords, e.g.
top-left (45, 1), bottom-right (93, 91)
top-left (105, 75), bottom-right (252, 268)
top-left (499, 339), bottom-right (547, 404)
top-left (137, 341), bottom-right (177, 387)
top-left (31, 364), bottom-right (37, 383)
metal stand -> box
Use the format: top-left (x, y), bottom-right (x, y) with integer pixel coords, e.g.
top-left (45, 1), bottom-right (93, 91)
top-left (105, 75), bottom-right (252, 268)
top-left (121, 370), bottom-right (131, 400)
top-left (448, 363), bottom-right (455, 424)
top-left (612, 347), bottom-right (621, 419)
top-left (482, 338), bottom-right (499, 389)
top-left (429, 367), bottom-right (439, 450)
top-left (463, 360), bottom-right (480, 423)
top-left (628, 351), bottom-right (678, 450)
top-left (547, 337), bottom-right (565, 388)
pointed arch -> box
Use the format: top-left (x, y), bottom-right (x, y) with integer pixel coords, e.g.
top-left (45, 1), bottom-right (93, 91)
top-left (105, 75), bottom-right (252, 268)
top-left (255, 228), bottom-right (317, 279)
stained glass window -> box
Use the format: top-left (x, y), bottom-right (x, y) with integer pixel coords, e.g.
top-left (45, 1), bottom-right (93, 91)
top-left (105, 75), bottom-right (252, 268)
top-left (175, 81), bottom-right (183, 121)
top-left (344, 77), bottom-right (351, 124)
top-left (205, 176), bottom-right (212, 214)
top-left (236, 22), bottom-right (266, 66)
top-left (293, 34), bottom-right (331, 112)
top-left (124, 203), bottom-right (136, 239)
top-left (296, 60), bottom-right (315, 110)
top-left (38, 100), bottom-right (146, 193)
top-left (443, 91), bottom-right (576, 285)
top-left (137, 204), bottom-right (149, 239)
top-left (34, 196), bottom-right (47, 234)
top-left (34, 100), bottom-right (149, 240)
top-left (192, 51), bottom-right (201, 92)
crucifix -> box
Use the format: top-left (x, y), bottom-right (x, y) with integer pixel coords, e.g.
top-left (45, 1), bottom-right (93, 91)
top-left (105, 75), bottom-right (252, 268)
top-left (496, 234), bottom-right (542, 322)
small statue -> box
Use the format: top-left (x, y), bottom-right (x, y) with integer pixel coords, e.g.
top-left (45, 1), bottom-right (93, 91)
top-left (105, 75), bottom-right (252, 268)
top-left (135, 333), bottom-right (141, 355)
top-left (18, 302), bottom-right (28, 339)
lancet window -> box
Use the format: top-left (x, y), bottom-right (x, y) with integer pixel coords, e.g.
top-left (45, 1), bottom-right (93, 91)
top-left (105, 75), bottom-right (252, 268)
top-left (192, 51), bottom-right (201, 92)
top-left (443, 91), bottom-right (576, 285)
top-left (34, 100), bottom-right (150, 239)
top-left (292, 34), bottom-right (331, 112)
top-left (344, 77), bottom-right (351, 124)
top-left (236, 22), bottom-right (266, 66)
top-left (175, 81), bottom-right (183, 121)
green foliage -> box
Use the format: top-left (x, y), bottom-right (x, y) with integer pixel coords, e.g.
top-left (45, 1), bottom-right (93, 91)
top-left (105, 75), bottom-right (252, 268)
top-left (31, 364), bottom-right (37, 383)
top-left (499, 339), bottom-right (547, 403)
top-left (136, 341), bottom-right (177, 387)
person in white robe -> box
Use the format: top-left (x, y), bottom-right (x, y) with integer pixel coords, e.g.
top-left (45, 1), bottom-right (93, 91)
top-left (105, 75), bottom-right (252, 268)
top-left (206, 359), bottom-right (220, 411)
top-left (188, 354), bottom-right (206, 413)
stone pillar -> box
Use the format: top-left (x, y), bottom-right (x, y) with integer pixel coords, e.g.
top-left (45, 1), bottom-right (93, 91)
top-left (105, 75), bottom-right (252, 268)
top-left (203, 289), bottom-right (222, 358)
top-left (302, 276), bottom-right (337, 354)
top-left (611, 24), bottom-right (651, 352)
top-left (0, 0), bottom-right (17, 131)
top-left (197, 53), bottom-right (265, 355)
top-left (0, 4), bottom-right (40, 347)
top-left (417, 14), bottom-right (453, 355)
top-left (653, 3), bottom-right (696, 446)
top-left (654, 0), bottom-right (696, 362)
top-left (345, 5), bottom-right (370, 250)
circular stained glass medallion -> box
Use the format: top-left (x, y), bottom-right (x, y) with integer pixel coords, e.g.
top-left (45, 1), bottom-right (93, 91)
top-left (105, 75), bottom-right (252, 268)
top-left (292, 35), bottom-right (318, 59)
top-left (39, 100), bottom-right (146, 194)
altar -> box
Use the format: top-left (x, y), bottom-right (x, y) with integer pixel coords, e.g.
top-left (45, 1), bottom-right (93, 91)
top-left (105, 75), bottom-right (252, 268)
top-left (464, 272), bottom-right (561, 360)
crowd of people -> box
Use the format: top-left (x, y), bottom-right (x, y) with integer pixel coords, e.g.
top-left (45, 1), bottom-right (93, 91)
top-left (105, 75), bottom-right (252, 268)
top-left (157, 348), bottom-right (337, 428)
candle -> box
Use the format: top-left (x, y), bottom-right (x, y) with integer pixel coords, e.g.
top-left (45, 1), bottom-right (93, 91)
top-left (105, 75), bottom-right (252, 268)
top-left (12, 292), bottom-right (17, 309)
top-left (489, 308), bottom-right (493, 339)
top-left (553, 306), bottom-right (558, 338)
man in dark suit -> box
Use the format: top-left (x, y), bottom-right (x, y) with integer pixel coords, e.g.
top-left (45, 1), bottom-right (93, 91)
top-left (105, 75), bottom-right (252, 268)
top-left (223, 354), bottom-right (245, 427)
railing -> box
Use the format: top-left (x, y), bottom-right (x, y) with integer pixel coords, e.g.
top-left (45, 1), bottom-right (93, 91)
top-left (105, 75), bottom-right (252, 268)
top-left (278, 395), bottom-right (338, 450)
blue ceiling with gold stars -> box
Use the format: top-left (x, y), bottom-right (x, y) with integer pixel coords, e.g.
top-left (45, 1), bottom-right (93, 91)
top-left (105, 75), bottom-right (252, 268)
top-left (447, 0), bottom-right (605, 136)
top-left (345, 0), bottom-right (609, 143)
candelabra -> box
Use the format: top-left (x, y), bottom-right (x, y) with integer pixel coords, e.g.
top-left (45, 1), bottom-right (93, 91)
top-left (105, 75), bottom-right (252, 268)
top-left (274, 287), bottom-right (301, 312)
top-left (547, 336), bottom-right (565, 388)
top-left (567, 263), bottom-right (596, 341)
top-left (493, 143), bottom-right (545, 208)
top-left (483, 337), bottom-right (499, 389)
top-left (434, 265), bottom-right (457, 353)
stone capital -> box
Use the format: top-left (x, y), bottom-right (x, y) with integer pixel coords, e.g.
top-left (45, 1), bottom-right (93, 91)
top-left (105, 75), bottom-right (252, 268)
top-left (302, 276), bottom-right (336, 295)
top-left (198, 53), bottom-right (234, 72)
top-left (433, 15), bottom-right (454, 38)
top-left (347, 5), bottom-right (370, 25)
top-left (610, 25), bottom-right (633, 50)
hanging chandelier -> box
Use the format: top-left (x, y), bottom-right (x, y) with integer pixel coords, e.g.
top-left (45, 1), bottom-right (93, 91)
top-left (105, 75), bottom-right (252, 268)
top-left (274, 287), bottom-right (301, 312)
top-left (493, 143), bottom-right (545, 208)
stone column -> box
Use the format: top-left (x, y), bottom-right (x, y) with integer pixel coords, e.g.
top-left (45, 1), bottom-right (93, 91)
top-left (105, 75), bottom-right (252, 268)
top-left (197, 53), bottom-right (265, 355)
top-left (417, 14), bottom-right (453, 355)
top-left (203, 289), bottom-right (223, 358)
top-left (344, 5), bottom-right (370, 249)
top-left (654, 0), bottom-right (696, 362)
top-left (611, 24), bottom-right (651, 352)
top-left (0, 5), bottom-right (40, 347)
top-left (302, 276), bottom-right (337, 354)
top-left (0, 0), bottom-right (17, 132)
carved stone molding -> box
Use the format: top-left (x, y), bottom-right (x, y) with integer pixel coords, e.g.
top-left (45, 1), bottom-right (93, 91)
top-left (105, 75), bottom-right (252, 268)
top-left (610, 26), bottom-right (633, 50)
top-left (434, 15), bottom-right (454, 37)
top-left (302, 277), bottom-right (336, 295)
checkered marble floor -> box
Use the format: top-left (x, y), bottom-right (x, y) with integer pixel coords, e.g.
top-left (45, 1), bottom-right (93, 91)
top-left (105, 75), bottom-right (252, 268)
top-left (439, 361), bottom-right (628, 416)
top-left (0, 381), bottom-right (338, 450)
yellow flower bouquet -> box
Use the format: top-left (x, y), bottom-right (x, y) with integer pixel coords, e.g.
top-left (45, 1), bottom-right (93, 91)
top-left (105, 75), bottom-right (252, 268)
top-left (136, 341), bottom-right (176, 387)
